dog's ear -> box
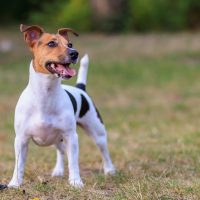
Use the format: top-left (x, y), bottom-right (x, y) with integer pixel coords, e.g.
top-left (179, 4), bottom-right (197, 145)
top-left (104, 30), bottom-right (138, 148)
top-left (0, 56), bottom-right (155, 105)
top-left (57, 28), bottom-right (79, 41)
top-left (20, 24), bottom-right (44, 48)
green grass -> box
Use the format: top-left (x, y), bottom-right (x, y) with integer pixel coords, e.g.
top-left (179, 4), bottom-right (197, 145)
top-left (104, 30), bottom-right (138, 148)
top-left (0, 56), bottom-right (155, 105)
top-left (1, 30), bottom-right (200, 199)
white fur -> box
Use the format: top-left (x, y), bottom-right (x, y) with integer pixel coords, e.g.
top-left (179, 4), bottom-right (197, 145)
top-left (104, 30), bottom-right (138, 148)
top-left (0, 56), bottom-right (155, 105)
top-left (76, 54), bottom-right (89, 85)
top-left (8, 55), bottom-right (115, 188)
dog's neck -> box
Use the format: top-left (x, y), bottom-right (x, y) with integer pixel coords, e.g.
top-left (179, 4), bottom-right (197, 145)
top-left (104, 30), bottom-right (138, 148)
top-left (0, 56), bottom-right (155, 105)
top-left (28, 61), bottom-right (62, 108)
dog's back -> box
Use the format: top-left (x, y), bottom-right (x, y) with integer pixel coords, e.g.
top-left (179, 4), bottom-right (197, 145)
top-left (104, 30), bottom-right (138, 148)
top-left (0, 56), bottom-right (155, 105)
top-left (62, 54), bottom-right (104, 126)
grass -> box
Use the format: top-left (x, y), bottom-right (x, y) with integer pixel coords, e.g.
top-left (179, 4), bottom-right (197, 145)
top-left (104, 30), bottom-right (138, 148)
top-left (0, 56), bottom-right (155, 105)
top-left (1, 29), bottom-right (200, 199)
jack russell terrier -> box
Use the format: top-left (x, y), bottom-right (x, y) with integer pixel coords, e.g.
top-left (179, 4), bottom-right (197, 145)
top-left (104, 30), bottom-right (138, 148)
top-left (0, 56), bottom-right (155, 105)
top-left (0, 24), bottom-right (115, 189)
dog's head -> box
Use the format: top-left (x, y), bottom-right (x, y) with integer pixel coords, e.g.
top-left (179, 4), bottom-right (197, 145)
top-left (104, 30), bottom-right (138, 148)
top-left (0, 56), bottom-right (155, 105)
top-left (20, 24), bottom-right (79, 79)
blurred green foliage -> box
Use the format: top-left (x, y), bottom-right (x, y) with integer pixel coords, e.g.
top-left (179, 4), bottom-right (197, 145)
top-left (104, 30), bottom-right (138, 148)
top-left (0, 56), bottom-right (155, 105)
top-left (126, 0), bottom-right (189, 31)
top-left (1, 0), bottom-right (200, 32)
top-left (30, 0), bottom-right (92, 31)
top-left (126, 0), bottom-right (200, 31)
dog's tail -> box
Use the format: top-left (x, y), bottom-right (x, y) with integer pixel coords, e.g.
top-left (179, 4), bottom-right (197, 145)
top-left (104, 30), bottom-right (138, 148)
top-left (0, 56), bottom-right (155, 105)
top-left (76, 54), bottom-right (89, 91)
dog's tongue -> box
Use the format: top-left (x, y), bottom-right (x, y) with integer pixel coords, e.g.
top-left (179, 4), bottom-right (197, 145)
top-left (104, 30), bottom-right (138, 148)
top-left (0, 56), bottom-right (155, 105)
top-left (56, 64), bottom-right (76, 77)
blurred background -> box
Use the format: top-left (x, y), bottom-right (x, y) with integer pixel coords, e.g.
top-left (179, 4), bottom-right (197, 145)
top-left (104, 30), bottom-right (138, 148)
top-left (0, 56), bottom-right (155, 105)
top-left (1, 0), bottom-right (200, 32)
top-left (1, 0), bottom-right (200, 199)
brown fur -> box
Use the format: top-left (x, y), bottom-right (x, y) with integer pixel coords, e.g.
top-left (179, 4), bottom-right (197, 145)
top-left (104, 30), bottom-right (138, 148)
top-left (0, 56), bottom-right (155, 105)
top-left (20, 24), bottom-right (78, 74)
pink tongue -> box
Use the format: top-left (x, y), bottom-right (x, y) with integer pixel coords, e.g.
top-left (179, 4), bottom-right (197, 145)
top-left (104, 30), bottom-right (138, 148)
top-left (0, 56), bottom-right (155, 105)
top-left (65, 66), bottom-right (76, 76)
top-left (56, 64), bottom-right (76, 77)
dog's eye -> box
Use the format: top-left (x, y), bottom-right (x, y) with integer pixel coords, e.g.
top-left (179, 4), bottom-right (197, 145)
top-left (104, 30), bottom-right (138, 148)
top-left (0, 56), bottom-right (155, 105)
top-left (47, 41), bottom-right (57, 47)
top-left (67, 43), bottom-right (73, 48)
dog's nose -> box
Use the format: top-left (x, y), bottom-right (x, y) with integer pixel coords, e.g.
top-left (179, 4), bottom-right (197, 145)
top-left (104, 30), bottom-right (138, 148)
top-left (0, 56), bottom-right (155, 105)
top-left (68, 49), bottom-right (79, 60)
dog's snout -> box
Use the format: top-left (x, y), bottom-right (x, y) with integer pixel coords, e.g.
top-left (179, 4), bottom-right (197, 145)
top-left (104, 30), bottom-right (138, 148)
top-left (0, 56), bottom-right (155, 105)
top-left (70, 51), bottom-right (78, 59)
top-left (68, 49), bottom-right (79, 60)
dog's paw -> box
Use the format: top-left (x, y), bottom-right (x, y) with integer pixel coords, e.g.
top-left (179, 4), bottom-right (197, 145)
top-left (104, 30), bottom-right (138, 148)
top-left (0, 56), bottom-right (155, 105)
top-left (51, 168), bottom-right (64, 177)
top-left (69, 178), bottom-right (84, 188)
top-left (104, 166), bottom-right (116, 175)
top-left (8, 181), bottom-right (21, 188)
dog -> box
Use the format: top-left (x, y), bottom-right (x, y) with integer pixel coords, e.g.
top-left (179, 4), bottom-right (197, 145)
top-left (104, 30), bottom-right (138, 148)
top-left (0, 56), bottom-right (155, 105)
top-left (2, 24), bottom-right (115, 189)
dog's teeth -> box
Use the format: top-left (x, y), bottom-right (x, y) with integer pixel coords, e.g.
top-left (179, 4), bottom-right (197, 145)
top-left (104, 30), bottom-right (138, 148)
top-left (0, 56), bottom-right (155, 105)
top-left (51, 63), bottom-right (56, 69)
top-left (54, 73), bottom-right (61, 78)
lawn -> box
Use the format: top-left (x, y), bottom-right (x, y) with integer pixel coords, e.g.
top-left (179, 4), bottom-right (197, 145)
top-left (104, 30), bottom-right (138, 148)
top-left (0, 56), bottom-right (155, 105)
top-left (1, 27), bottom-right (200, 199)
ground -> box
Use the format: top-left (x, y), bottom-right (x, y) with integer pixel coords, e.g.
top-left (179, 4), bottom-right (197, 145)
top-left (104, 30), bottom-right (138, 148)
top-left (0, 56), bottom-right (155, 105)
top-left (1, 27), bottom-right (200, 199)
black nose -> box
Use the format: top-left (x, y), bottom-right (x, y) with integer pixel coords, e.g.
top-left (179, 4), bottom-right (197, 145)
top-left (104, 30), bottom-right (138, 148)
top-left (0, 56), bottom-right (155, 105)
top-left (68, 49), bottom-right (79, 60)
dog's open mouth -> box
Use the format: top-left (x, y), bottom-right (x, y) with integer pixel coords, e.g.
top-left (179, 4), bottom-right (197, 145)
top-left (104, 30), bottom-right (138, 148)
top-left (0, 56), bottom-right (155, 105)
top-left (45, 62), bottom-right (76, 79)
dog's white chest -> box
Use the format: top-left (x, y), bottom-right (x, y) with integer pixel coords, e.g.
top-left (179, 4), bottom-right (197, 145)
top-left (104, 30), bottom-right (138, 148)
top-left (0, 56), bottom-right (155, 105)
top-left (28, 114), bottom-right (64, 146)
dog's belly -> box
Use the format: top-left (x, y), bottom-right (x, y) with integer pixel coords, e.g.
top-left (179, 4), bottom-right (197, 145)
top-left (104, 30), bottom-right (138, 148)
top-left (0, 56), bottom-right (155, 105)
top-left (29, 120), bottom-right (64, 146)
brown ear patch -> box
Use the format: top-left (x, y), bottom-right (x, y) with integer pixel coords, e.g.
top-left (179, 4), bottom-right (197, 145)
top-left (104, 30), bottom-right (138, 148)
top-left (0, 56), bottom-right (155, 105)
top-left (57, 28), bottom-right (79, 40)
top-left (20, 24), bottom-right (44, 48)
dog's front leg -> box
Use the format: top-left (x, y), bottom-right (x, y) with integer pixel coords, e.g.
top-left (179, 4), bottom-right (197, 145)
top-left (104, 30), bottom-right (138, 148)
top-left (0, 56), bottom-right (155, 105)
top-left (64, 131), bottom-right (84, 188)
top-left (8, 136), bottom-right (29, 188)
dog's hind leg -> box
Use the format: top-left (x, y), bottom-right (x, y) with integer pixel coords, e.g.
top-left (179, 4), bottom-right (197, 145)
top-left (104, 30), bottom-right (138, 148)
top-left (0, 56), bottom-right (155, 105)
top-left (82, 116), bottom-right (116, 175)
top-left (76, 54), bottom-right (115, 174)
top-left (52, 140), bottom-right (66, 177)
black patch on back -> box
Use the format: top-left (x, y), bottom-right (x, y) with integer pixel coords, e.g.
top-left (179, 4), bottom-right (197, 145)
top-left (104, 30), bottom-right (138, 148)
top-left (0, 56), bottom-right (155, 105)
top-left (76, 83), bottom-right (86, 91)
top-left (95, 106), bottom-right (104, 124)
top-left (65, 90), bottom-right (77, 114)
top-left (79, 94), bottom-right (89, 118)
